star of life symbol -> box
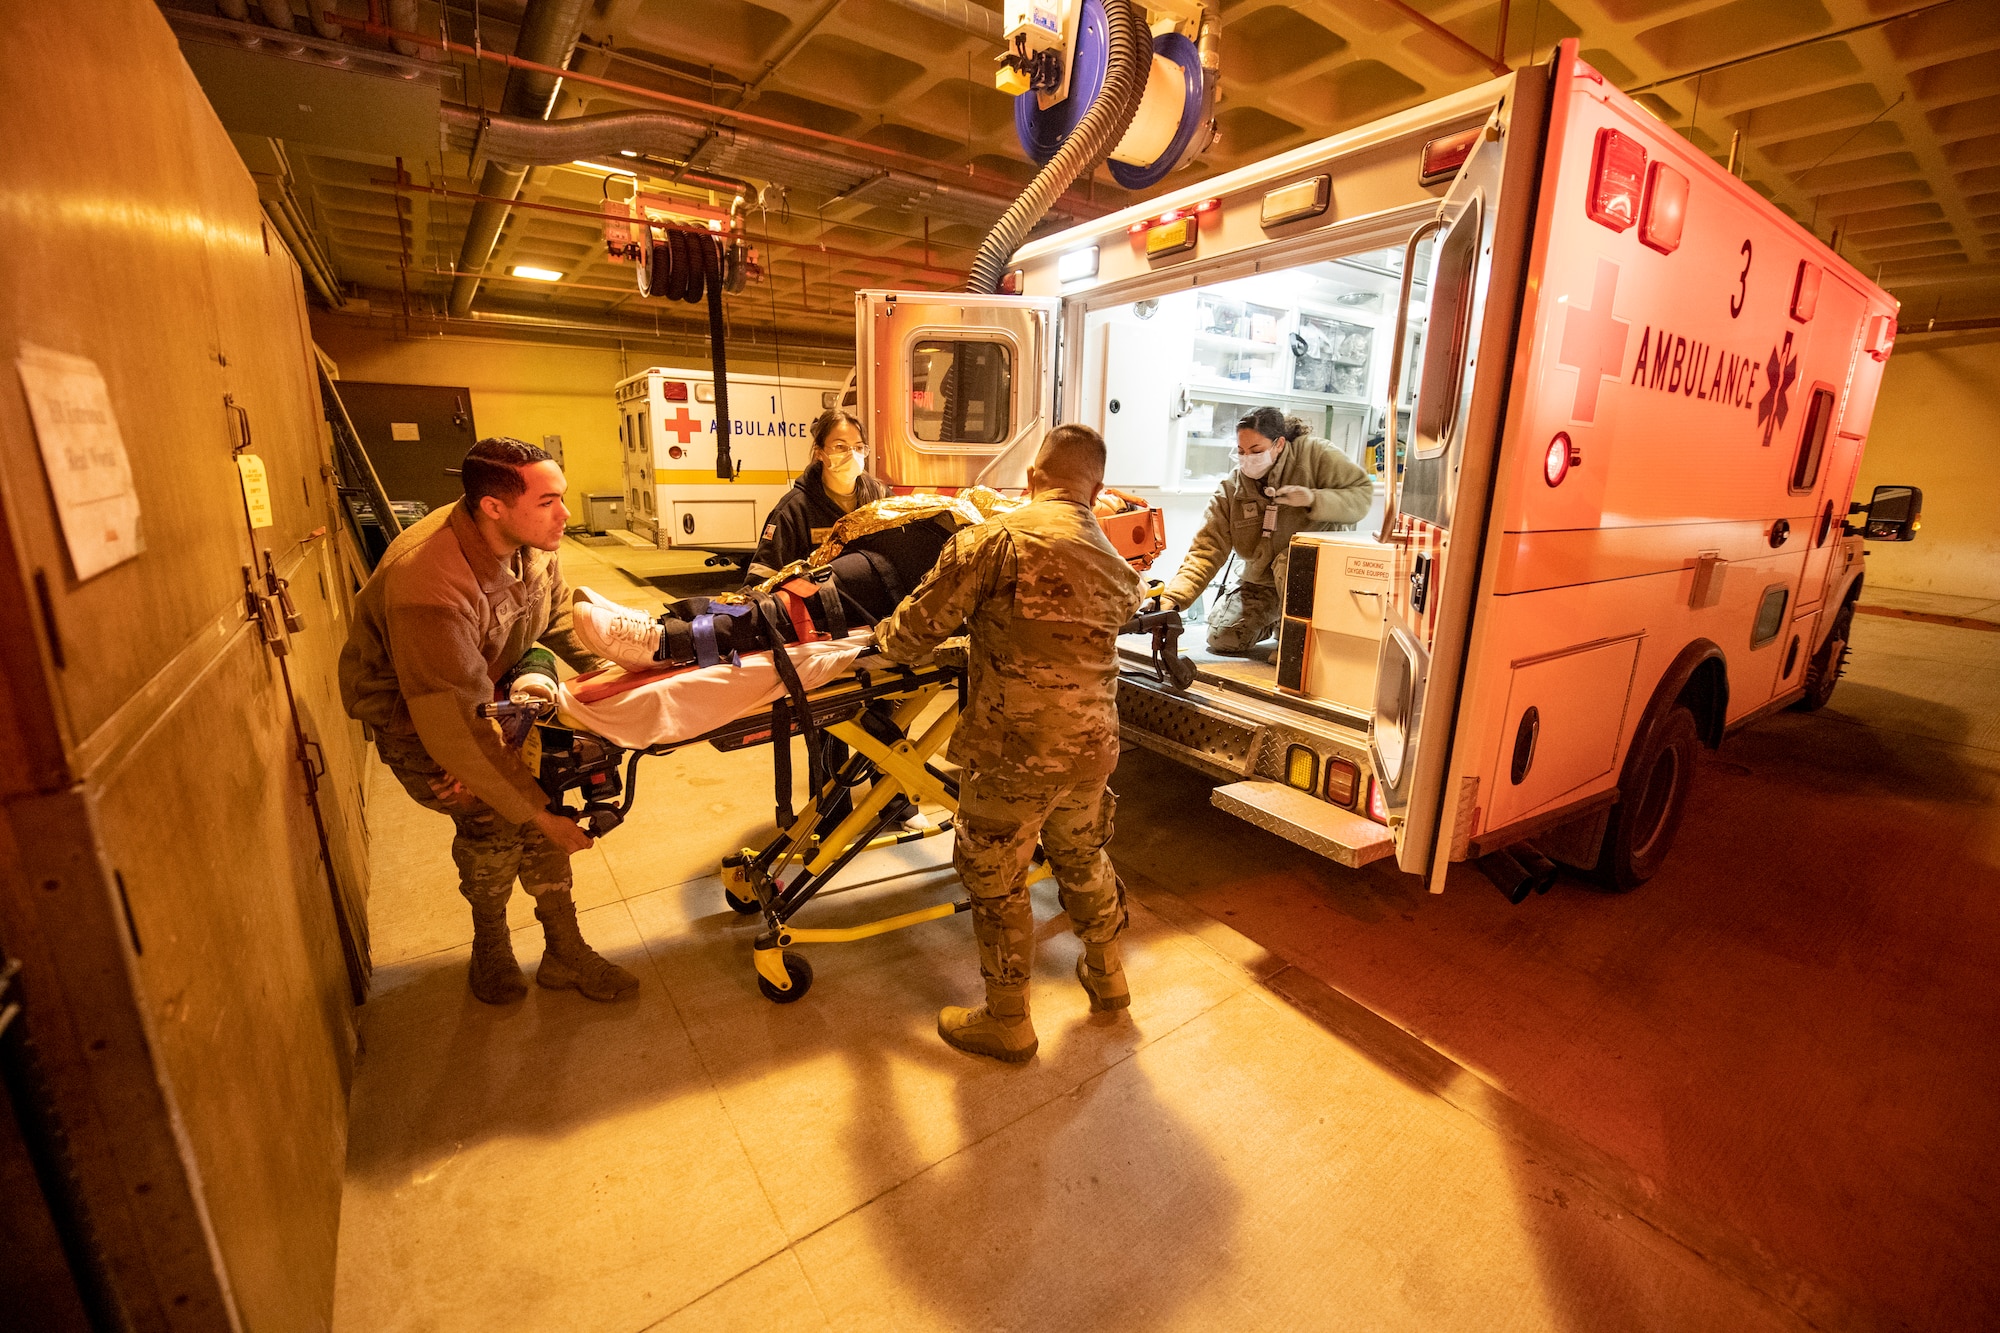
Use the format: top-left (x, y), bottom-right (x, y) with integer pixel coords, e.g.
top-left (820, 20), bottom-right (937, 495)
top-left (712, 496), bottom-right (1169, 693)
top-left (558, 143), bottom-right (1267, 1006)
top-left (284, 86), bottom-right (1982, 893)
top-left (1556, 258), bottom-right (1630, 423)
top-left (1757, 332), bottom-right (1798, 447)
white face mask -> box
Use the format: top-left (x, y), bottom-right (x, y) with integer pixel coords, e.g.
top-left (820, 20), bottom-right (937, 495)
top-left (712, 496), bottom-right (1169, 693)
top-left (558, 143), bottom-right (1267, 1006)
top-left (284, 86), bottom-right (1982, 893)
top-left (1233, 443), bottom-right (1280, 480)
top-left (821, 450), bottom-right (863, 491)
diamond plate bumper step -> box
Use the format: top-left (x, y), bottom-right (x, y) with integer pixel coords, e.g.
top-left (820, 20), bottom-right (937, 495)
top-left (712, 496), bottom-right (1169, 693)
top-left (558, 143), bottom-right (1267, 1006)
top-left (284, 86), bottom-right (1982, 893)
top-left (1211, 780), bottom-right (1395, 867)
top-left (1117, 678), bottom-right (1266, 778)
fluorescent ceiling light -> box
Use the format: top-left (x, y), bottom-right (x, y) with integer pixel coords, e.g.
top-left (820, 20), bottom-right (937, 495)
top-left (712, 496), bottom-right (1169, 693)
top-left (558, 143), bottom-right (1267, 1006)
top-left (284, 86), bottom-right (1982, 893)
top-left (569, 158), bottom-right (638, 176)
top-left (619, 150), bottom-right (638, 157)
top-left (510, 265), bottom-right (564, 282)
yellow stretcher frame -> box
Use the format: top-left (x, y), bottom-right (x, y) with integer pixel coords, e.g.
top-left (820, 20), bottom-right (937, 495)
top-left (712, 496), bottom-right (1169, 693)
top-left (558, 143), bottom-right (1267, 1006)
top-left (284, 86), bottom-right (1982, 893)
top-left (719, 676), bottom-right (1043, 1001)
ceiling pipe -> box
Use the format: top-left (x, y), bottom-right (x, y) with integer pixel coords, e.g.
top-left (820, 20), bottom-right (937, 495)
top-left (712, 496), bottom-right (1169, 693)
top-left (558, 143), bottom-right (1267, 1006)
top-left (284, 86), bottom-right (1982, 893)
top-left (448, 0), bottom-right (593, 317)
top-left (162, 8), bottom-right (445, 78)
top-left (875, 0), bottom-right (1003, 43)
top-left (251, 0), bottom-right (307, 55)
top-left (214, 0), bottom-right (263, 48)
top-left (437, 103), bottom-right (1038, 228)
top-left (386, 0), bottom-right (429, 57)
top-left (326, 12), bottom-right (1101, 212)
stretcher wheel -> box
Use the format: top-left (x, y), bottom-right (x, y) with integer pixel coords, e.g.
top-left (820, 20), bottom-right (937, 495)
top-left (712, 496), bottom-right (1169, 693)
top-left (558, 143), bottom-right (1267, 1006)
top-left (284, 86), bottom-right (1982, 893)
top-left (757, 951), bottom-right (813, 1004)
top-left (724, 884), bottom-right (759, 914)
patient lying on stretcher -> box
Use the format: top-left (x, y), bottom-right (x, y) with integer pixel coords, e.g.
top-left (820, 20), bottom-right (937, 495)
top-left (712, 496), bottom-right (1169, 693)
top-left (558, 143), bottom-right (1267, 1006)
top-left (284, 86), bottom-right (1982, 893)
top-left (559, 486), bottom-right (1159, 752)
top-left (568, 489), bottom-right (1007, 674)
top-left (558, 492), bottom-right (984, 750)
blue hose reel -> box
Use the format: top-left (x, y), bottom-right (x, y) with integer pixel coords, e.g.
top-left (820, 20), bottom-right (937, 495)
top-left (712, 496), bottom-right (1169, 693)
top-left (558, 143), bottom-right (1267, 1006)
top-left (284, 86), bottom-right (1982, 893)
top-left (1013, 0), bottom-right (1211, 191)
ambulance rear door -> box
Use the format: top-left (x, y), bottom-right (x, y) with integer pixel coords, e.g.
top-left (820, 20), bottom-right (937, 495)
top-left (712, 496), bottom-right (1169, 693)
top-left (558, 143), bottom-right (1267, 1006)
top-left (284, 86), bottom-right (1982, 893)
top-left (855, 290), bottom-right (1061, 489)
top-left (1370, 57), bottom-right (1554, 880)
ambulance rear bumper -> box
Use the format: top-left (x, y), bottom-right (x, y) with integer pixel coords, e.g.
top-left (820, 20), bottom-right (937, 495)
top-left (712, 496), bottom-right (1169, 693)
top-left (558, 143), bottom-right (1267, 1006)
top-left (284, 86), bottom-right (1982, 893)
top-left (1116, 670), bottom-right (1387, 865)
top-left (1211, 780), bottom-right (1396, 867)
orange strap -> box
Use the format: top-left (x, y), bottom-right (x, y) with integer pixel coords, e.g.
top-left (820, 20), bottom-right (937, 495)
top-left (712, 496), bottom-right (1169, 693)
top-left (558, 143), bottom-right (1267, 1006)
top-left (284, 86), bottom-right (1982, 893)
top-left (777, 581), bottom-right (822, 643)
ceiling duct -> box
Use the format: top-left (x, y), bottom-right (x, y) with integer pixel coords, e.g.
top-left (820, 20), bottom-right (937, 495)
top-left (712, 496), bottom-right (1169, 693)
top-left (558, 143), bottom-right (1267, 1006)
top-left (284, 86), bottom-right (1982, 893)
top-left (439, 104), bottom-right (1066, 234)
top-left (874, 0), bottom-right (1004, 44)
top-left (448, 0), bottom-right (592, 317)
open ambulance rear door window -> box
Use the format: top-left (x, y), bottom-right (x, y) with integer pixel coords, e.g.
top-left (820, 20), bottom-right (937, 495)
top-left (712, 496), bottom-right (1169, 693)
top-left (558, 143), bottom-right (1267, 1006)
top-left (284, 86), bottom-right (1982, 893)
top-left (1412, 200), bottom-right (1482, 457)
top-left (911, 339), bottom-right (1013, 445)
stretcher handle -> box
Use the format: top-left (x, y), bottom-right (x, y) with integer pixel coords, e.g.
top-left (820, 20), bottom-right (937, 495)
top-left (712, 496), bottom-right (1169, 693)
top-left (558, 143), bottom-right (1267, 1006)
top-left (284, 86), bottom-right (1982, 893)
top-left (1378, 216), bottom-right (1445, 546)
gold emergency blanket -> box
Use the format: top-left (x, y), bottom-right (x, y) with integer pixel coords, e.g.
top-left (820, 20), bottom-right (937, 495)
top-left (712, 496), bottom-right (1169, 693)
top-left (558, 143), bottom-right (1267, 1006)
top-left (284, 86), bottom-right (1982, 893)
top-left (725, 487), bottom-right (1024, 602)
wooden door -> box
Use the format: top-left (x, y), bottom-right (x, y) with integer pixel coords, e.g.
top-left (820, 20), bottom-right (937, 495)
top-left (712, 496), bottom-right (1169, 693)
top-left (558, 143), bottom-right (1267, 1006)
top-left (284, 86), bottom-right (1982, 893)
top-left (0, 3), bottom-right (365, 1327)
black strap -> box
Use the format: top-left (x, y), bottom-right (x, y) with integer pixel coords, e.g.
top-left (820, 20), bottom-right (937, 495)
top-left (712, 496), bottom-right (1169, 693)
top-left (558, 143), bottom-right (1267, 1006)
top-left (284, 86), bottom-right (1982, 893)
top-left (753, 594), bottom-right (824, 812)
top-left (770, 697), bottom-right (793, 828)
top-left (815, 578), bottom-right (847, 639)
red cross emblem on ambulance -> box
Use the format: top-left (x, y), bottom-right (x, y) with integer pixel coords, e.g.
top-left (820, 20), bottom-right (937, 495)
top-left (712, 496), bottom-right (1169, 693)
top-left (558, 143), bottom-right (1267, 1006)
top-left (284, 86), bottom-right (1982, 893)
top-left (1556, 258), bottom-right (1630, 423)
top-left (661, 407), bottom-right (699, 443)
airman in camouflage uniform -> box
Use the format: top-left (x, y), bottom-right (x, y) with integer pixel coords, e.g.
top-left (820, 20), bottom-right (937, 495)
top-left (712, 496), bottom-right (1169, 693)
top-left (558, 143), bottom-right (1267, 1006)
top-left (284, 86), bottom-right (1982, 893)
top-left (1161, 407), bottom-right (1374, 654)
top-left (875, 425), bottom-right (1143, 1062)
top-left (341, 439), bottom-right (637, 1005)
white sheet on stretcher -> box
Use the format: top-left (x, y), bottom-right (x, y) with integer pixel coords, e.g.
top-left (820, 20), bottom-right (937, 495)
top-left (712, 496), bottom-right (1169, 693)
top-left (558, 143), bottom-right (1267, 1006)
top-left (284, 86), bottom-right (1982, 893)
top-left (557, 635), bottom-right (873, 750)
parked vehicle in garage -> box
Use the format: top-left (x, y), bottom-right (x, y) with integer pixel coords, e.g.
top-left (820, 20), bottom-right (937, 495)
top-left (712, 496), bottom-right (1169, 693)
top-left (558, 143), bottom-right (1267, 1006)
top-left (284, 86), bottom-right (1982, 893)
top-left (614, 365), bottom-right (843, 561)
top-left (857, 39), bottom-right (1921, 898)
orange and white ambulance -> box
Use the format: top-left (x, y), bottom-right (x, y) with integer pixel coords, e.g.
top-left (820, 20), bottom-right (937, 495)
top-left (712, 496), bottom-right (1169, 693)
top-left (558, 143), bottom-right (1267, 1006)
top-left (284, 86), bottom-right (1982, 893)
top-left (855, 38), bottom-right (1921, 898)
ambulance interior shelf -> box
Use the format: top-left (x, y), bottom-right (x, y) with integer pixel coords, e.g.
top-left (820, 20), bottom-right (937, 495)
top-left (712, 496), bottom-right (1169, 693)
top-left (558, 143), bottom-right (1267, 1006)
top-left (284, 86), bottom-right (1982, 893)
top-left (1086, 241), bottom-right (1434, 498)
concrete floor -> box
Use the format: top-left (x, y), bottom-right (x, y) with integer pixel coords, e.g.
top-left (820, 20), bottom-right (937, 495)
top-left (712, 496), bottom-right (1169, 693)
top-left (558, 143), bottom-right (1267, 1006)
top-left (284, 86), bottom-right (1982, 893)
top-left (330, 552), bottom-right (1996, 1331)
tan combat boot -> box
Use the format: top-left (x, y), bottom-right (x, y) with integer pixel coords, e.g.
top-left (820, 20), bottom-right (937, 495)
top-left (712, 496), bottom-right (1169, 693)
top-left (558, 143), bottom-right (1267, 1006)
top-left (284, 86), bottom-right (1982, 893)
top-left (532, 889), bottom-right (639, 1001)
top-left (1076, 940), bottom-right (1130, 1013)
top-left (938, 988), bottom-right (1038, 1063)
top-left (467, 897), bottom-right (527, 1004)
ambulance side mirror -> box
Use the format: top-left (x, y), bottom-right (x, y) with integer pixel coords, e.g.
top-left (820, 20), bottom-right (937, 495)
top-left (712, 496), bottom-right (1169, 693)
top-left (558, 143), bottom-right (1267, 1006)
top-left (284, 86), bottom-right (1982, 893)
top-left (1858, 484), bottom-right (1922, 542)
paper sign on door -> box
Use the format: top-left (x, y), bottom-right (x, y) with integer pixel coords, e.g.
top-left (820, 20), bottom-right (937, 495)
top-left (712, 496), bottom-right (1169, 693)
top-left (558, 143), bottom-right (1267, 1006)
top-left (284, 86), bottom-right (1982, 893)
top-left (14, 345), bottom-right (144, 580)
top-left (237, 453), bottom-right (274, 528)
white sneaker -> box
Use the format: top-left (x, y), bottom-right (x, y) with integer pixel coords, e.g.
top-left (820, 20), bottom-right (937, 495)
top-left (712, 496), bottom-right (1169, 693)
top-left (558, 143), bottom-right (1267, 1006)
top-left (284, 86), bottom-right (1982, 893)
top-left (572, 585), bottom-right (626, 611)
top-left (572, 598), bottom-right (665, 672)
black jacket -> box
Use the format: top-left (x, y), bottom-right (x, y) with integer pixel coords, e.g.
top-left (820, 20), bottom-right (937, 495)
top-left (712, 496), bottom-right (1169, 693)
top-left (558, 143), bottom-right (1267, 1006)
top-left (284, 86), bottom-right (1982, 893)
top-left (746, 461), bottom-right (889, 580)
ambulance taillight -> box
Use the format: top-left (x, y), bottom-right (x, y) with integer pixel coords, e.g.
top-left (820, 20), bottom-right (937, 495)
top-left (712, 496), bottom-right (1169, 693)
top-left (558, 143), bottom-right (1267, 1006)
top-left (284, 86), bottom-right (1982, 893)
top-left (1324, 757), bottom-right (1360, 808)
top-left (1285, 745), bottom-right (1318, 793)
top-left (1366, 778), bottom-right (1388, 825)
top-left (1587, 129), bottom-right (1646, 233)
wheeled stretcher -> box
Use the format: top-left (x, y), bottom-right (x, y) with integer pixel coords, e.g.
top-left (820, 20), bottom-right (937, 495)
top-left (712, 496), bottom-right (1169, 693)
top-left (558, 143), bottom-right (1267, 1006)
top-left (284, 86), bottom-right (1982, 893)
top-left (484, 605), bottom-right (1196, 1004)
top-left (484, 649), bottom-right (982, 1003)
top-left (476, 487), bottom-right (1183, 1002)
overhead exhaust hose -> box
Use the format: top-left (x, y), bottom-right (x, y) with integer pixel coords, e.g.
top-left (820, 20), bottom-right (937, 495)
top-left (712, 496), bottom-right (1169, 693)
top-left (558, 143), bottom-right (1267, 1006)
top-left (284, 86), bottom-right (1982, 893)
top-left (966, 0), bottom-right (1149, 294)
top-left (703, 235), bottom-right (734, 479)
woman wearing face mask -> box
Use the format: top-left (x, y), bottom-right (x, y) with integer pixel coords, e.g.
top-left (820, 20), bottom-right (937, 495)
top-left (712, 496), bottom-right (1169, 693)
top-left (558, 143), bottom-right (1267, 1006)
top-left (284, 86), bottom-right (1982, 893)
top-left (745, 408), bottom-right (888, 582)
top-left (1156, 405), bottom-right (1374, 655)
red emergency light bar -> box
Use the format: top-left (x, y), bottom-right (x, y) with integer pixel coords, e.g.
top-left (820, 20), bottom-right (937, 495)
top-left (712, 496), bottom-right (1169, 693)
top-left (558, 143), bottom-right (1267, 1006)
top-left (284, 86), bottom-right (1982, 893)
top-left (1128, 197), bottom-right (1221, 235)
top-left (663, 381), bottom-right (689, 402)
top-left (1587, 128), bottom-right (1646, 233)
